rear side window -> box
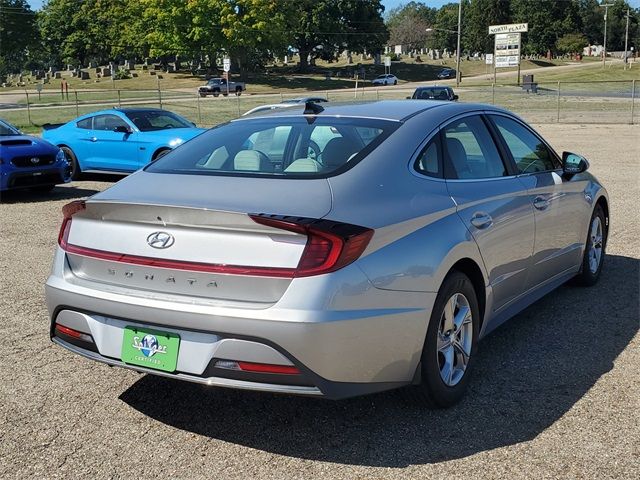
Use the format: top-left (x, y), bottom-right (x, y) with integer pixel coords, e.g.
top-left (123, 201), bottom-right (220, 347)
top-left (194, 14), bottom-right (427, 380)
top-left (443, 116), bottom-right (506, 179)
top-left (490, 115), bottom-right (560, 173)
top-left (146, 117), bottom-right (397, 178)
top-left (414, 137), bottom-right (441, 177)
top-left (76, 118), bottom-right (92, 129)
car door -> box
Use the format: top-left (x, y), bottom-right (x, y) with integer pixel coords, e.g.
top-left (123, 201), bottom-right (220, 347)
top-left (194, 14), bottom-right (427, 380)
top-left (90, 114), bottom-right (139, 171)
top-left (71, 116), bottom-right (97, 168)
top-left (442, 114), bottom-right (535, 312)
top-left (487, 114), bottom-right (588, 289)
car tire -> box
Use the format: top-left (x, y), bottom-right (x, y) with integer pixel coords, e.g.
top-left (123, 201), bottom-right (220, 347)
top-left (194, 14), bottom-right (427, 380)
top-left (235, 88), bottom-right (242, 96)
top-left (574, 204), bottom-right (606, 286)
top-left (199, 92), bottom-right (207, 98)
top-left (61, 146), bottom-right (81, 180)
top-left (213, 90), bottom-right (220, 98)
top-left (415, 270), bottom-right (479, 408)
top-left (394, 80), bottom-right (397, 85)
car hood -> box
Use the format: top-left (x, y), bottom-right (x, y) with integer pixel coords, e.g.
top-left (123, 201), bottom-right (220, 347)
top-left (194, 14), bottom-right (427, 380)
top-left (0, 134), bottom-right (59, 153)
top-left (140, 128), bottom-right (205, 142)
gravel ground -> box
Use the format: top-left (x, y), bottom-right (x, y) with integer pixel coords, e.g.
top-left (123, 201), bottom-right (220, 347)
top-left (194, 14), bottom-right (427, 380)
top-left (1, 124), bottom-right (638, 479)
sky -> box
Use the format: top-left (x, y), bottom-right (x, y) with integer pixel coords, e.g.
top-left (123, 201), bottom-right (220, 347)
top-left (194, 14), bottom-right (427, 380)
top-left (25, 0), bottom-right (640, 13)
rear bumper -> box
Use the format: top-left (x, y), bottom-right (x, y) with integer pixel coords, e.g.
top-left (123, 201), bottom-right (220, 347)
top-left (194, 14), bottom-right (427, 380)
top-left (53, 336), bottom-right (324, 397)
top-left (46, 247), bottom-right (436, 399)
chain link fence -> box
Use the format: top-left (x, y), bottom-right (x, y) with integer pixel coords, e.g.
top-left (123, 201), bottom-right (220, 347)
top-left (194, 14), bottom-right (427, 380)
top-left (0, 80), bottom-right (637, 133)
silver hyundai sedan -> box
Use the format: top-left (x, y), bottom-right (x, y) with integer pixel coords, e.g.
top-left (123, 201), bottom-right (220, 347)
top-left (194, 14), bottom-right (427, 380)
top-left (46, 101), bottom-right (609, 407)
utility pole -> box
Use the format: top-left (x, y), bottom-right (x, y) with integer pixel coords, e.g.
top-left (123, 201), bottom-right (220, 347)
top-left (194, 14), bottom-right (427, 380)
top-left (624, 8), bottom-right (630, 69)
top-left (456, 0), bottom-right (462, 86)
top-left (601, 3), bottom-right (614, 69)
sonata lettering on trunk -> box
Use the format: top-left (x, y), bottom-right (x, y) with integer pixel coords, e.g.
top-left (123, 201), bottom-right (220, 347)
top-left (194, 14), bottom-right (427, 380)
top-left (105, 269), bottom-right (218, 287)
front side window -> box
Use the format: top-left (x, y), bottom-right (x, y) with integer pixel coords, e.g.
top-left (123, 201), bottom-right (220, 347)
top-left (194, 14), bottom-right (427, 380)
top-left (93, 114), bottom-right (129, 131)
top-left (490, 115), bottom-right (560, 173)
top-left (146, 117), bottom-right (397, 177)
top-left (443, 116), bottom-right (506, 179)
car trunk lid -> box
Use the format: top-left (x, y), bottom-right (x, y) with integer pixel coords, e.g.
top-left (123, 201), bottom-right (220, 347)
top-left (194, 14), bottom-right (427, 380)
top-left (61, 172), bottom-right (333, 305)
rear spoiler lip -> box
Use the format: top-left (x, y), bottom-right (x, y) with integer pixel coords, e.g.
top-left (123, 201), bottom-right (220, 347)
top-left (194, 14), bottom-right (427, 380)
top-left (42, 123), bottom-right (65, 130)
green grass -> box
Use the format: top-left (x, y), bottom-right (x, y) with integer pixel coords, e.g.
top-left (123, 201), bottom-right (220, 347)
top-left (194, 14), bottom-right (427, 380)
top-left (2, 57), bottom-right (637, 134)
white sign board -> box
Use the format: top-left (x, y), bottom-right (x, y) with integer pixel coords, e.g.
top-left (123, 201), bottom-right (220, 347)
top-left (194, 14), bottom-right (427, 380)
top-left (494, 33), bottom-right (521, 68)
top-left (485, 54), bottom-right (494, 65)
top-left (384, 56), bottom-right (391, 67)
top-left (488, 23), bottom-right (528, 35)
top-left (223, 58), bottom-right (231, 72)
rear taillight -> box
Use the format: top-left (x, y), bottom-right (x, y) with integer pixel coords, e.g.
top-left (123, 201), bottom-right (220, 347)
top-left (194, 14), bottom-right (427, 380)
top-left (57, 204), bottom-right (372, 279)
top-left (58, 200), bottom-right (86, 248)
top-left (250, 214), bottom-right (373, 277)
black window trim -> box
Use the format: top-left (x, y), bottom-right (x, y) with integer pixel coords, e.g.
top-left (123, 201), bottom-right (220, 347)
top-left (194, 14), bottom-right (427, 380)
top-left (484, 112), bottom-right (563, 175)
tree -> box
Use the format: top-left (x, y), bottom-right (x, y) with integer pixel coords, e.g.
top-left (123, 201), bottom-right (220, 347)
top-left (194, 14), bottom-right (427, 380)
top-left (463, 0), bottom-right (512, 54)
top-left (511, 0), bottom-right (580, 54)
top-left (556, 32), bottom-right (589, 54)
top-left (386, 1), bottom-right (436, 50)
top-left (431, 2), bottom-right (461, 53)
top-left (283, 0), bottom-right (388, 72)
top-left (0, 0), bottom-right (38, 75)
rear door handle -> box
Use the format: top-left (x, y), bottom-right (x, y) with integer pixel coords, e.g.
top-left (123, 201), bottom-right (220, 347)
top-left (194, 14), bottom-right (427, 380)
top-left (89, 136), bottom-right (97, 142)
top-left (470, 213), bottom-right (493, 229)
top-left (533, 196), bottom-right (549, 210)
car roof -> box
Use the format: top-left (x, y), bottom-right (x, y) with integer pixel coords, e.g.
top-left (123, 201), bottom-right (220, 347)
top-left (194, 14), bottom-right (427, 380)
top-left (281, 97), bottom-right (327, 103)
top-left (233, 100), bottom-right (506, 122)
top-left (114, 107), bottom-right (166, 113)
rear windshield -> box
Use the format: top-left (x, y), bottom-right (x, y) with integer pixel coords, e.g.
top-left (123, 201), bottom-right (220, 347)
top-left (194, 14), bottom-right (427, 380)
top-left (146, 116), bottom-right (398, 178)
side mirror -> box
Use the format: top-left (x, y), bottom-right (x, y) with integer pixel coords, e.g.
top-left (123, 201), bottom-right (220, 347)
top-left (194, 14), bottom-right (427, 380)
top-left (562, 151), bottom-right (589, 175)
top-left (452, 94), bottom-right (459, 101)
top-left (114, 125), bottom-right (132, 134)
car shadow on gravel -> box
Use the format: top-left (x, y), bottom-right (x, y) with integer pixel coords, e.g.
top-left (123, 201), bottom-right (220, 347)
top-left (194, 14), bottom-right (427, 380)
top-left (120, 254), bottom-right (639, 467)
top-left (0, 174), bottom-right (124, 204)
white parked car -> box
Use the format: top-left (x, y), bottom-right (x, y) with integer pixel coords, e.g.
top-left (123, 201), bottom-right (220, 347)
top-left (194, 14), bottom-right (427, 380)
top-left (372, 74), bottom-right (398, 86)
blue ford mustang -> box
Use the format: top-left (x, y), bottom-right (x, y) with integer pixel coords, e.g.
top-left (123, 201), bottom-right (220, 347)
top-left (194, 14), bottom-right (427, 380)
top-left (0, 119), bottom-right (70, 192)
top-left (42, 108), bottom-right (204, 179)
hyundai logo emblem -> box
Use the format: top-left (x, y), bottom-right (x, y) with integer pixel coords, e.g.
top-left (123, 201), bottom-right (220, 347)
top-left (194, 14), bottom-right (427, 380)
top-left (147, 231), bottom-right (175, 249)
top-left (30, 157), bottom-right (40, 165)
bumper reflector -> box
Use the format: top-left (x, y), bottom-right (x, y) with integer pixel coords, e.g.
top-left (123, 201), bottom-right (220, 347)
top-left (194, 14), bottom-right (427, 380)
top-left (55, 323), bottom-right (93, 343)
top-left (214, 360), bottom-right (300, 375)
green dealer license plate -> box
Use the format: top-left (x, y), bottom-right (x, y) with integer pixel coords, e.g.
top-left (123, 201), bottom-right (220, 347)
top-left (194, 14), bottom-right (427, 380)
top-left (121, 326), bottom-right (180, 372)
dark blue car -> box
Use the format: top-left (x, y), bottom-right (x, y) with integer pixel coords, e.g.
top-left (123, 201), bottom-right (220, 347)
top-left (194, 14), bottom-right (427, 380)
top-left (1, 119), bottom-right (70, 192)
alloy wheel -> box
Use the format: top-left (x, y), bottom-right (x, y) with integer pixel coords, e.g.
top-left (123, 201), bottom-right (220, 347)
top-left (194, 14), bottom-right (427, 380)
top-left (437, 292), bottom-right (473, 387)
top-left (589, 216), bottom-right (603, 273)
